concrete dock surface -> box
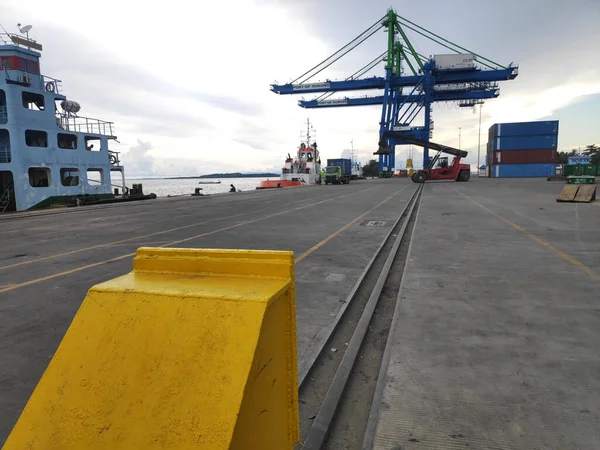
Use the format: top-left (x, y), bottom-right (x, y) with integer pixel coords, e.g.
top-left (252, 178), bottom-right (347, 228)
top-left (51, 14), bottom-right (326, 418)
top-left (0, 179), bottom-right (416, 443)
top-left (1, 177), bottom-right (599, 448)
top-left (371, 178), bottom-right (600, 450)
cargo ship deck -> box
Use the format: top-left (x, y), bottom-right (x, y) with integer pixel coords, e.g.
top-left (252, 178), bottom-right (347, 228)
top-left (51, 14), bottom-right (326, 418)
top-left (1, 177), bottom-right (599, 447)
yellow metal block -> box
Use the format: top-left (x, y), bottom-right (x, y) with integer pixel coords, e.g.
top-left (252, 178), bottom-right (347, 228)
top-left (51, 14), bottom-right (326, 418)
top-left (556, 184), bottom-right (579, 202)
top-left (3, 248), bottom-right (299, 450)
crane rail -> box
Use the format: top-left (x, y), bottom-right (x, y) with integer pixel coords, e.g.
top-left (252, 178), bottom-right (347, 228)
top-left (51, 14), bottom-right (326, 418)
top-left (296, 184), bottom-right (423, 449)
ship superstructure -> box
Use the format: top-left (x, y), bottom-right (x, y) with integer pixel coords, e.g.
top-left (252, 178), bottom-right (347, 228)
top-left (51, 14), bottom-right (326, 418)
top-left (257, 118), bottom-right (322, 189)
top-left (0, 25), bottom-right (125, 212)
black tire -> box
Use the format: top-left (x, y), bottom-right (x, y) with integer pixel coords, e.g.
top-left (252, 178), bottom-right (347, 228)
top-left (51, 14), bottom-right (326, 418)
top-left (411, 172), bottom-right (418, 183)
top-left (414, 171), bottom-right (427, 183)
top-left (458, 170), bottom-right (471, 182)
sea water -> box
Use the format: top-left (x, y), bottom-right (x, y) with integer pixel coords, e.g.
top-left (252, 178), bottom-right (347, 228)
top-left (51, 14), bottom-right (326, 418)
top-left (125, 177), bottom-right (277, 197)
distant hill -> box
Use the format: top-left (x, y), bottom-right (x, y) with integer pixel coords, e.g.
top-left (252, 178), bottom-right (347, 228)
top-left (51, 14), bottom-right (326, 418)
top-left (165, 172), bottom-right (280, 179)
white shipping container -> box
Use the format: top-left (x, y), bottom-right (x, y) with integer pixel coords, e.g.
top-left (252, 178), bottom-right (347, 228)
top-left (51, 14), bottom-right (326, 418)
top-left (433, 54), bottom-right (475, 71)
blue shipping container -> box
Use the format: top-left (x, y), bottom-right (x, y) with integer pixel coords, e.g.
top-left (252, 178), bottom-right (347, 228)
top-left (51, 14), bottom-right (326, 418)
top-left (492, 135), bottom-right (558, 151)
top-left (327, 158), bottom-right (352, 176)
top-left (491, 163), bottom-right (556, 178)
top-left (489, 120), bottom-right (559, 138)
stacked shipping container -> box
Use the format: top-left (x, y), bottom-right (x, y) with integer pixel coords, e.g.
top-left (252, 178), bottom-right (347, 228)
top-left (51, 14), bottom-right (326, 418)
top-left (487, 120), bottom-right (559, 178)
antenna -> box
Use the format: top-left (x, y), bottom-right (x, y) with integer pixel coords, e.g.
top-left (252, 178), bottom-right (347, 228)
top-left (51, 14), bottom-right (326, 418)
top-left (17, 23), bottom-right (32, 41)
top-left (350, 139), bottom-right (357, 165)
top-left (302, 117), bottom-right (316, 147)
top-left (18, 24), bottom-right (32, 33)
top-left (11, 23), bottom-right (41, 51)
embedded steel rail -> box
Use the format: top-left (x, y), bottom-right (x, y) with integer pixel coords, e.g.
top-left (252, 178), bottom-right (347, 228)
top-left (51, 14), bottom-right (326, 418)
top-left (297, 184), bottom-right (423, 449)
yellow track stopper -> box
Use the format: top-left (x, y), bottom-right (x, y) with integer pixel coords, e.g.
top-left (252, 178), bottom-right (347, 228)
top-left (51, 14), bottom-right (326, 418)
top-left (3, 248), bottom-right (299, 449)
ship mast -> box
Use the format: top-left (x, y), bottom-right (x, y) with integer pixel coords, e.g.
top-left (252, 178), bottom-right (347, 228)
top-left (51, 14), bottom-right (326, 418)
top-left (300, 117), bottom-right (316, 147)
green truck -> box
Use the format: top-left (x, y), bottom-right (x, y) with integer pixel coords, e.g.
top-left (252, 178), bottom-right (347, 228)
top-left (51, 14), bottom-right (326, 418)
top-left (324, 158), bottom-right (352, 185)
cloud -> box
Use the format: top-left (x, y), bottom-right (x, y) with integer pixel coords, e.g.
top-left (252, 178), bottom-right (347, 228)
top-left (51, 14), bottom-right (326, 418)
top-left (124, 140), bottom-right (155, 176)
top-left (2, 0), bottom-right (598, 176)
top-left (34, 26), bottom-right (255, 137)
top-left (121, 139), bottom-right (244, 177)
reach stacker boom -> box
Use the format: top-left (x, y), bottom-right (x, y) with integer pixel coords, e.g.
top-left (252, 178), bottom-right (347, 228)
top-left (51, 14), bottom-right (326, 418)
top-left (376, 134), bottom-right (471, 183)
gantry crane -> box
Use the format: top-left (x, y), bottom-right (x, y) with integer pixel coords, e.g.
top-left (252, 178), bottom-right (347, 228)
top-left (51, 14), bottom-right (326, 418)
top-left (270, 9), bottom-right (518, 174)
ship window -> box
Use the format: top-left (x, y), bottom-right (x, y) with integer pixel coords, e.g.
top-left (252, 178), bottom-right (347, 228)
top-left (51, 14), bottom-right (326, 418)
top-left (16, 58), bottom-right (27, 71)
top-left (29, 167), bottom-right (51, 187)
top-left (26, 59), bottom-right (39, 74)
top-left (60, 168), bottom-right (79, 186)
top-left (22, 91), bottom-right (45, 111)
top-left (0, 129), bottom-right (10, 163)
top-left (0, 57), bottom-right (11, 69)
top-left (84, 136), bottom-right (102, 152)
top-left (25, 130), bottom-right (48, 147)
top-left (57, 133), bottom-right (77, 149)
top-left (87, 168), bottom-right (104, 185)
top-left (0, 90), bottom-right (6, 125)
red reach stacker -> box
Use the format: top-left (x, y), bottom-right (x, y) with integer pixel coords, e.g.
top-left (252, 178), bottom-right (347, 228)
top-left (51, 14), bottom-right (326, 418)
top-left (376, 135), bottom-right (471, 183)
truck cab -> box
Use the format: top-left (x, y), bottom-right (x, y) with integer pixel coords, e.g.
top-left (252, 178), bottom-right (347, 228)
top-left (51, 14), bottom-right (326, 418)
top-left (324, 158), bottom-right (352, 185)
top-left (324, 166), bottom-right (344, 184)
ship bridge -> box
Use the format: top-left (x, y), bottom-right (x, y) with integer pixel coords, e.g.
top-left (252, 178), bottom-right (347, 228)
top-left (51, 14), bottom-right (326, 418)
top-left (0, 28), bottom-right (124, 212)
top-left (0, 36), bottom-right (116, 140)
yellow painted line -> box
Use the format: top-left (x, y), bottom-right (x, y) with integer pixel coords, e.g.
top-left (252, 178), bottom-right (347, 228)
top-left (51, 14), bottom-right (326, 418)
top-left (295, 186), bottom-right (409, 263)
top-left (106, 241), bottom-right (173, 247)
top-left (0, 213), bottom-right (248, 272)
top-left (0, 189), bottom-right (347, 272)
top-left (454, 188), bottom-right (600, 282)
top-left (0, 254), bottom-right (137, 294)
top-left (154, 187), bottom-right (378, 249)
top-left (0, 186), bottom-right (379, 294)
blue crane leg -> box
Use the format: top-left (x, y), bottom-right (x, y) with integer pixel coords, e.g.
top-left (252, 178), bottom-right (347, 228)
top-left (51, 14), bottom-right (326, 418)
top-left (423, 102), bottom-right (431, 168)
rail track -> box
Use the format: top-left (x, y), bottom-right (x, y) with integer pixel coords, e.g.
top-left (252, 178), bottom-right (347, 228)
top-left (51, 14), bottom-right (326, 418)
top-left (296, 184), bottom-right (423, 450)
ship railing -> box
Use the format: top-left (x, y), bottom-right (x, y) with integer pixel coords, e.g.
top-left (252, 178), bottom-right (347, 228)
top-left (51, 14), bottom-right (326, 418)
top-left (1, 67), bottom-right (63, 95)
top-left (3, 68), bottom-right (41, 88)
top-left (60, 116), bottom-right (116, 138)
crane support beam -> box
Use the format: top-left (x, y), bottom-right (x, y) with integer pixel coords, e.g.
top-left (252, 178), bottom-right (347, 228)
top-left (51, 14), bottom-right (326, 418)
top-left (299, 90), bottom-right (499, 108)
top-left (271, 67), bottom-right (516, 96)
top-left (271, 77), bottom-right (388, 95)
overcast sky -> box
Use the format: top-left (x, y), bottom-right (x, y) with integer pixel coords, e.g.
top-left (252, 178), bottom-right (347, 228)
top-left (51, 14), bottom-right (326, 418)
top-left (2, 0), bottom-right (599, 175)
